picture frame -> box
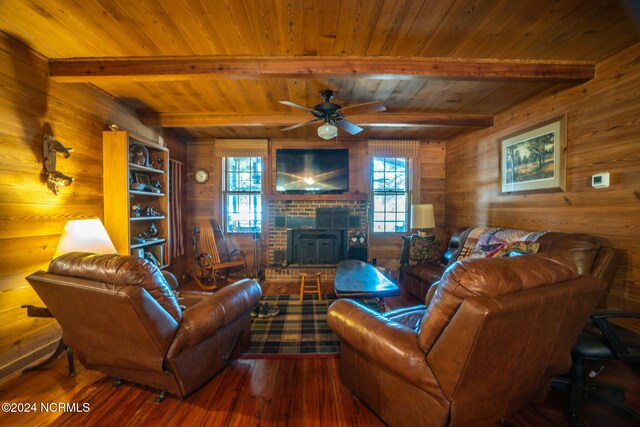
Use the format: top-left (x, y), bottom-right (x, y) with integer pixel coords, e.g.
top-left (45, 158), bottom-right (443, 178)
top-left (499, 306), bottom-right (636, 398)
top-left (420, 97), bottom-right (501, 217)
top-left (134, 171), bottom-right (151, 186)
top-left (500, 115), bottom-right (567, 194)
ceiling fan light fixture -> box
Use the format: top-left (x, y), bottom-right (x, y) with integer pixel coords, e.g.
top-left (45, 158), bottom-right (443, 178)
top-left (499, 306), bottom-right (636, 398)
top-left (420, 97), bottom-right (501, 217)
top-left (317, 123), bottom-right (338, 140)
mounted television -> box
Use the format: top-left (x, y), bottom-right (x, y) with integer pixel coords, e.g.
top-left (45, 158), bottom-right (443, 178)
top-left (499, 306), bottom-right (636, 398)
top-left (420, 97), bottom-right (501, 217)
top-left (276, 149), bottom-right (349, 194)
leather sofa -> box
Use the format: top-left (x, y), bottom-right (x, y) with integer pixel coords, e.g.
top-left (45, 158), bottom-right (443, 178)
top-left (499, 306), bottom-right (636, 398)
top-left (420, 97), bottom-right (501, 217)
top-left (400, 226), bottom-right (621, 307)
top-left (26, 252), bottom-right (262, 398)
top-left (328, 254), bottom-right (608, 427)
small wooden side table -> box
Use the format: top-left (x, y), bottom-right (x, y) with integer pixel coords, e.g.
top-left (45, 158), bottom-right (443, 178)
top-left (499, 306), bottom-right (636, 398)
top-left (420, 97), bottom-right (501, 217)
top-left (21, 305), bottom-right (75, 377)
top-left (299, 272), bottom-right (323, 302)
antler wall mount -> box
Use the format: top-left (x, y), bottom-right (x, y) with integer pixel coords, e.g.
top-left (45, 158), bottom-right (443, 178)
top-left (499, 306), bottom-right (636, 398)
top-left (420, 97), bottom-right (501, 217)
top-left (43, 133), bottom-right (74, 195)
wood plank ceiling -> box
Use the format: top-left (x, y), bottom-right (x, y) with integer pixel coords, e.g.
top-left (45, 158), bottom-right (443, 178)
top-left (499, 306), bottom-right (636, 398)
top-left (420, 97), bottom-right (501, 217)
top-left (1, 0), bottom-right (638, 141)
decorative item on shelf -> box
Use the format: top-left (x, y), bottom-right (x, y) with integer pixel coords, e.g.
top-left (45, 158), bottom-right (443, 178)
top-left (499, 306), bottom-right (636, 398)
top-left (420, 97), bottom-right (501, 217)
top-left (194, 168), bottom-right (209, 184)
top-left (150, 157), bottom-right (164, 171)
top-left (131, 203), bottom-right (142, 217)
top-left (411, 204), bottom-right (435, 237)
top-left (137, 231), bottom-right (148, 241)
top-left (129, 144), bottom-right (149, 167)
top-left (147, 222), bottom-right (158, 238)
top-left (144, 252), bottom-right (161, 267)
top-left (132, 236), bottom-right (146, 244)
top-left (43, 133), bottom-right (74, 195)
top-left (150, 180), bottom-right (162, 192)
top-left (134, 172), bottom-right (151, 186)
top-left (130, 182), bottom-right (145, 191)
top-left (145, 206), bottom-right (161, 217)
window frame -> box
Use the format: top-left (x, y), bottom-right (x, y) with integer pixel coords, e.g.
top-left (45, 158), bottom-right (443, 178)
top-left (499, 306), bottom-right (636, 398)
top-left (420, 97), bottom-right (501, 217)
top-left (370, 156), bottom-right (410, 234)
top-left (223, 156), bottom-right (263, 234)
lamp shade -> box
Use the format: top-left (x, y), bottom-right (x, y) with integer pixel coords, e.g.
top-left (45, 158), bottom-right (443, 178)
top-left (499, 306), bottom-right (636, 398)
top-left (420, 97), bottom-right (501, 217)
top-left (411, 204), bottom-right (435, 229)
top-left (53, 219), bottom-right (117, 259)
top-left (317, 123), bottom-right (338, 140)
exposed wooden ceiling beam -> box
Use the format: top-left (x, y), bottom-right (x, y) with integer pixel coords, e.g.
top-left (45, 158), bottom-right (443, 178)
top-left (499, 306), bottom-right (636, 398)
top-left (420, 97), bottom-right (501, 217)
top-left (49, 56), bottom-right (595, 83)
top-left (140, 112), bottom-right (494, 128)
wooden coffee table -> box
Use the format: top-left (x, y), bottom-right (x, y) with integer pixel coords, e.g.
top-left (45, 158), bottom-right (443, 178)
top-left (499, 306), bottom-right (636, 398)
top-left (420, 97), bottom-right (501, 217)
top-left (334, 260), bottom-right (400, 308)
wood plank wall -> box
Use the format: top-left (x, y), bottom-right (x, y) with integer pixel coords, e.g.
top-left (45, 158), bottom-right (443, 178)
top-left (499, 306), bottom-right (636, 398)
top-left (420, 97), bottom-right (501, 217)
top-left (446, 42), bottom-right (640, 312)
top-left (0, 33), bottom-right (182, 379)
top-left (185, 138), bottom-right (447, 280)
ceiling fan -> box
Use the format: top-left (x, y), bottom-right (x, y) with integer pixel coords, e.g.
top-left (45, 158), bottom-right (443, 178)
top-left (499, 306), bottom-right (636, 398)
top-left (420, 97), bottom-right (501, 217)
top-left (279, 90), bottom-right (386, 139)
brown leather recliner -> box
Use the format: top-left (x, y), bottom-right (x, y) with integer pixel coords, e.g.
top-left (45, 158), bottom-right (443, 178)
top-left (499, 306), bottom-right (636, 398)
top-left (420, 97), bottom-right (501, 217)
top-left (328, 254), bottom-right (608, 427)
top-left (26, 252), bottom-right (262, 398)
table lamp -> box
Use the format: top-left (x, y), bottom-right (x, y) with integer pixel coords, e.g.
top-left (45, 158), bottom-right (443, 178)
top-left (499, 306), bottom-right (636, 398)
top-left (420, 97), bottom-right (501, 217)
top-left (411, 204), bottom-right (435, 237)
top-left (53, 218), bottom-right (117, 259)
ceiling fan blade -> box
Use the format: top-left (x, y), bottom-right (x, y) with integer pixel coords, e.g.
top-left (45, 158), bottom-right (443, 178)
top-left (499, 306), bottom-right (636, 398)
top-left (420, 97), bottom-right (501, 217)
top-left (337, 101), bottom-right (386, 115)
top-left (335, 119), bottom-right (363, 135)
top-left (281, 118), bottom-right (322, 132)
top-left (279, 100), bottom-right (318, 113)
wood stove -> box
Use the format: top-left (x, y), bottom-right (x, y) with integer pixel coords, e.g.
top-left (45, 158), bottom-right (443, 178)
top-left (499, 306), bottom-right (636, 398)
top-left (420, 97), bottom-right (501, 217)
top-left (286, 229), bottom-right (348, 265)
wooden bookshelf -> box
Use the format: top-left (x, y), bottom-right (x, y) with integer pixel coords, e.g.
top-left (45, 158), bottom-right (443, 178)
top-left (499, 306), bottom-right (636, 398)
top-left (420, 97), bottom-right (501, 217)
top-left (103, 130), bottom-right (170, 268)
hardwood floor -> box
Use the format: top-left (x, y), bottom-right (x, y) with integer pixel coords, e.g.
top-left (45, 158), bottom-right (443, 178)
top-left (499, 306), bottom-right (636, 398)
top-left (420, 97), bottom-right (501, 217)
top-left (0, 354), bottom-right (637, 426)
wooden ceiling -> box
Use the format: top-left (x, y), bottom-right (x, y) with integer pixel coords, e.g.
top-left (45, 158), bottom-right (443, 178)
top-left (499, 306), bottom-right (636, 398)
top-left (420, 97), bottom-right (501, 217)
top-left (1, 0), bottom-right (638, 141)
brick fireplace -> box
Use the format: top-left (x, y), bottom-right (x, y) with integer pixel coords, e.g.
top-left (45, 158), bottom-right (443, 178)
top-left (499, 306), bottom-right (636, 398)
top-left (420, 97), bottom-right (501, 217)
top-left (265, 197), bottom-right (368, 283)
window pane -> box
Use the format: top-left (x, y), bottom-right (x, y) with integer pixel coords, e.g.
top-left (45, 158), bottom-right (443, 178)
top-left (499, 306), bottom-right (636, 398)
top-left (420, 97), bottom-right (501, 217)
top-left (226, 157), bottom-right (262, 232)
top-left (372, 157), bottom-right (408, 233)
top-left (397, 194), bottom-right (407, 212)
top-left (227, 194), bottom-right (262, 233)
top-left (372, 171), bottom-right (386, 191)
top-left (373, 158), bottom-right (385, 172)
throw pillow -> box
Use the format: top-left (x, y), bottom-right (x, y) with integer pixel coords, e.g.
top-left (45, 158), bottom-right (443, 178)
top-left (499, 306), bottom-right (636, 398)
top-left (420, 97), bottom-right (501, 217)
top-left (401, 234), bottom-right (435, 265)
top-left (488, 241), bottom-right (540, 258)
top-left (409, 234), bottom-right (442, 266)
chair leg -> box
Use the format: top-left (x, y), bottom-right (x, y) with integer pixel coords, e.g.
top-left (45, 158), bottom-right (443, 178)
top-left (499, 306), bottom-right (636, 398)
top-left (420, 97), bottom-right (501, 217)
top-left (299, 275), bottom-right (305, 302)
top-left (316, 274), bottom-right (322, 301)
top-left (568, 356), bottom-right (586, 425)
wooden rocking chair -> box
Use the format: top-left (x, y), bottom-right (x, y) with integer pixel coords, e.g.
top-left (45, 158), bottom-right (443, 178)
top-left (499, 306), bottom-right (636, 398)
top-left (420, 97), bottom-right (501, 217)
top-left (192, 219), bottom-right (247, 291)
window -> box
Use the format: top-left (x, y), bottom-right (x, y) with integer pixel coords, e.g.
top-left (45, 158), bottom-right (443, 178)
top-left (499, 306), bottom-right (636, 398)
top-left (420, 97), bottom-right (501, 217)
top-left (224, 157), bottom-right (262, 233)
top-left (372, 157), bottom-right (408, 232)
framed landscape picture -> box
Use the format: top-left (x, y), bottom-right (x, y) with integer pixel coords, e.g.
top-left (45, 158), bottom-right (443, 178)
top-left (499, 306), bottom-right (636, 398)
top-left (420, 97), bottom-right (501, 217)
top-left (500, 115), bottom-right (567, 193)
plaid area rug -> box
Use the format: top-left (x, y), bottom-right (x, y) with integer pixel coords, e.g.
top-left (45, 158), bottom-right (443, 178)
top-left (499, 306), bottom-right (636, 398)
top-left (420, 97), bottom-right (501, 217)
top-left (241, 294), bottom-right (380, 358)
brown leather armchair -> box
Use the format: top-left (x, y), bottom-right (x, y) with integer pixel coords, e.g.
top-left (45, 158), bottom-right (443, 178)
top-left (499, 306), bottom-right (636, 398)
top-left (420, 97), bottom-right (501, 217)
top-left (26, 252), bottom-right (261, 399)
top-left (328, 254), bottom-right (607, 427)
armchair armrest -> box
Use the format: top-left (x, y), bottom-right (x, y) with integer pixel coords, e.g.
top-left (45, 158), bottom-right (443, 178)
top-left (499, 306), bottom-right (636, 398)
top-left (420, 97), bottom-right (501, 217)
top-left (327, 299), bottom-right (443, 396)
top-left (590, 311), bottom-right (640, 361)
top-left (178, 290), bottom-right (212, 308)
top-left (168, 279), bottom-right (261, 356)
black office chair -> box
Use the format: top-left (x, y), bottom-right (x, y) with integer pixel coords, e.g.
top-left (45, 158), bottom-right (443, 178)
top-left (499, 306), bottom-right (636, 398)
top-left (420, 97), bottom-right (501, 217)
top-left (566, 312), bottom-right (640, 426)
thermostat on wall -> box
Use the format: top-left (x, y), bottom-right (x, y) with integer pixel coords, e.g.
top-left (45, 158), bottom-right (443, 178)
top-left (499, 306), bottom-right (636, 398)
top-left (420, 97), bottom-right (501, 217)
top-left (591, 172), bottom-right (610, 188)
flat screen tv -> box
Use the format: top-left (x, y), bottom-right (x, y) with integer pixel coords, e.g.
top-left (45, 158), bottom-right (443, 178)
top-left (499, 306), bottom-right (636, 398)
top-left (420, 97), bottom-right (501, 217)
top-left (276, 149), bottom-right (349, 194)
